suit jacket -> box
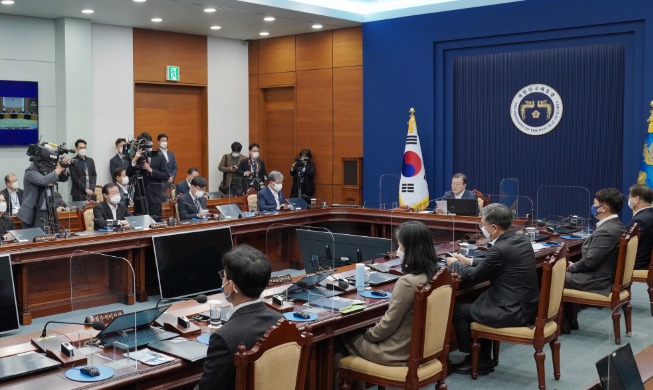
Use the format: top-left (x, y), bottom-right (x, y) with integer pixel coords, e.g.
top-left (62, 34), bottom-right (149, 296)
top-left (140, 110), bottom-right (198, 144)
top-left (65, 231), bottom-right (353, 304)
top-left (218, 153), bottom-right (246, 191)
top-left (174, 180), bottom-right (191, 197)
top-left (156, 149), bottom-right (177, 180)
top-left (237, 158), bottom-right (267, 193)
top-left (290, 160), bottom-right (316, 198)
top-left (0, 188), bottom-right (23, 216)
top-left (109, 153), bottom-right (130, 177)
top-left (346, 273), bottom-right (428, 366)
top-left (450, 230), bottom-right (539, 327)
top-left (442, 189), bottom-right (477, 199)
top-left (196, 302), bottom-right (282, 390)
top-left (70, 155), bottom-right (97, 198)
top-left (178, 192), bottom-right (207, 220)
top-left (142, 153), bottom-right (170, 206)
top-left (0, 214), bottom-right (15, 236)
top-left (629, 207), bottom-right (653, 270)
top-left (566, 217), bottom-right (626, 296)
top-left (258, 186), bottom-right (284, 211)
top-left (93, 201), bottom-right (131, 230)
top-left (17, 163), bottom-right (69, 227)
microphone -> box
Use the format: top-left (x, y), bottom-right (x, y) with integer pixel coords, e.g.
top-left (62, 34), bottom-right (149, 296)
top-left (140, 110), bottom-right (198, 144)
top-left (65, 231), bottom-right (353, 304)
top-left (41, 320), bottom-right (105, 338)
top-left (39, 218), bottom-right (73, 237)
top-left (156, 293), bottom-right (208, 307)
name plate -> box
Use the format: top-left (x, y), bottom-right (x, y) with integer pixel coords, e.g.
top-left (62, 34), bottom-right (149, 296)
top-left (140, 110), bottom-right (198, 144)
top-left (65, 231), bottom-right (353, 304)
top-left (85, 309), bottom-right (124, 325)
top-left (268, 274), bottom-right (292, 286)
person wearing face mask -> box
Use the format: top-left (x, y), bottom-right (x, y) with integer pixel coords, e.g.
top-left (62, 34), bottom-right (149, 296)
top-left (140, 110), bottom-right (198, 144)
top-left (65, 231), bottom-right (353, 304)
top-left (290, 148), bottom-right (316, 199)
top-left (113, 168), bottom-right (132, 209)
top-left (257, 171), bottom-right (290, 212)
top-left (445, 203), bottom-right (538, 375)
top-left (0, 193), bottom-right (16, 240)
top-left (109, 138), bottom-right (129, 177)
top-left (237, 143), bottom-right (267, 193)
top-left (1, 173), bottom-right (23, 216)
top-left (563, 188), bottom-right (627, 332)
top-left (218, 142), bottom-right (246, 196)
top-left (175, 167), bottom-right (200, 197)
top-left (178, 176), bottom-right (209, 220)
top-left (69, 139), bottom-right (98, 201)
top-left (627, 184), bottom-right (653, 270)
top-left (131, 132), bottom-right (170, 221)
top-left (92, 183), bottom-right (132, 230)
top-left (156, 134), bottom-right (178, 188)
top-left (195, 244), bottom-right (282, 390)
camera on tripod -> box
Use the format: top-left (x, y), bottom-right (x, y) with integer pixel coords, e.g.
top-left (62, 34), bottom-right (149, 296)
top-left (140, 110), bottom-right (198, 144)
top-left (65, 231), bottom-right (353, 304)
top-left (294, 158), bottom-right (307, 169)
top-left (122, 138), bottom-right (154, 168)
top-left (26, 142), bottom-right (75, 173)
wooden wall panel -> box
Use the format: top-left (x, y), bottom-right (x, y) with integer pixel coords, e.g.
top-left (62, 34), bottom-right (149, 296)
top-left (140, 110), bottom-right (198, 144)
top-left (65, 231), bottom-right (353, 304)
top-left (296, 69), bottom-right (333, 189)
top-left (248, 40), bottom-right (259, 75)
top-left (333, 27), bottom-right (362, 68)
top-left (258, 36), bottom-right (296, 74)
top-left (314, 184), bottom-right (333, 204)
top-left (296, 31), bottom-right (333, 71)
top-left (249, 74), bottom-right (260, 142)
top-left (133, 29), bottom-right (207, 85)
top-left (333, 66), bottom-right (363, 182)
top-left (259, 72), bottom-right (295, 87)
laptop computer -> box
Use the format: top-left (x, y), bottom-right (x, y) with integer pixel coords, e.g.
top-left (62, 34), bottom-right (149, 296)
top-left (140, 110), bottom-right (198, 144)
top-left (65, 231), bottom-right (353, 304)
top-left (8, 228), bottom-right (46, 242)
top-left (286, 197), bottom-right (310, 210)
top-left (68, 200), bottom-right (88, 211)
top-left (0, 351), bottom-right (61, 382)
top-left (125, 215), bottom-right (157, 229)
top-left (595, 343), bottom-right (645, 390)
top-left (216, 204), bottom-right (242, 220)
top-left (287, 270), bottom-right (343, 301)
top-left (96, 305), bottom-right (177, 349)
top-left (446, 198), bottom-right (478, 216)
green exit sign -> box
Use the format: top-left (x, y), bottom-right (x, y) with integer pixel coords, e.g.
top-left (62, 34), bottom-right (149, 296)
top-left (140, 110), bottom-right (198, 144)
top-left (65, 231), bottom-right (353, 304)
top-left (166, 66), bottom-right (180, 81)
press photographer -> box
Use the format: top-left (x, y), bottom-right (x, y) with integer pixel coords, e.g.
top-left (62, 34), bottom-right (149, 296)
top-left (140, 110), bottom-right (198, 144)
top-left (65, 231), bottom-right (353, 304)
top-left (17, 142), bottom-right (74, 229)
top-left (290, 148), bottom-right (315, 199)
top-left (127, 132), bottom-right (170, 220)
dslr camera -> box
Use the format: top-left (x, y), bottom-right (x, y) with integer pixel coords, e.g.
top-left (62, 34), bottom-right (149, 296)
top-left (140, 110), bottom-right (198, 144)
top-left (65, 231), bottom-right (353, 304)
top-left (26, 142), bottom-right (75, 174)
top-left (122, 138), bottom-right (154, 167)
top-left (294, 157), bottom-right (307, 169)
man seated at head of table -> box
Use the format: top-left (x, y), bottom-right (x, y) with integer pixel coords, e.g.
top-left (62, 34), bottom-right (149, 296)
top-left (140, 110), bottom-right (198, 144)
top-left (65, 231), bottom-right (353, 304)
top-left (435, 173), bottom-right (477, 214)
top-left (627, 184), bottom-right (653, 270)
top-left (178, 176), bottom-right (209, 221)
top-left (563, 187), bottom-right (626, 332)
top-left (446, 203), bottom-right (539, 375)
top-left (195, 244), bottom-right (282, 390)
top-left (93, 183), bottom-right (132, 230)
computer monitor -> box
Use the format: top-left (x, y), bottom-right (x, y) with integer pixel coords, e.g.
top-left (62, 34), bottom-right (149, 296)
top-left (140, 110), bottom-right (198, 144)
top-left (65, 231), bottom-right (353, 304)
top-left (153, 227), bottom-right (233, 299)
top-left (0, 255), bottom-right (20, 334)
top-left (296, 229), bottom-right (392, 274)
top-left (446, 198), bottom-right (479, 216)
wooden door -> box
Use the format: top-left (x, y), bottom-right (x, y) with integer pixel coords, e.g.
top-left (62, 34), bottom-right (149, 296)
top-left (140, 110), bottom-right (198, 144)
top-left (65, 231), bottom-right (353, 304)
top-left (260, 87), bottom-right (295, 198)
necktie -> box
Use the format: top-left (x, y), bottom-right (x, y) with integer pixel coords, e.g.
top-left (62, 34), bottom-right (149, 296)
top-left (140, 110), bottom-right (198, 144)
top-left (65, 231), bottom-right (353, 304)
top-left (194, 198), bottom-right (201, 212)
top-left (487, 243), bottom-right (493, 248)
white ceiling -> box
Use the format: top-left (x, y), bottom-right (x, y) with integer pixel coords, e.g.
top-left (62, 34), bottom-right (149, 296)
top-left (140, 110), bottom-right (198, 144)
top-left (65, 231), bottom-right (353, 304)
top-left (0, 0), bottom-right (520, 41)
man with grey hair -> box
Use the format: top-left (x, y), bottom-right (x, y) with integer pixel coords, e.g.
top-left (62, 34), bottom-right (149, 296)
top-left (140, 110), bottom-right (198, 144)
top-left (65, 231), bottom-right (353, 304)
top-left (445, 203), bottom-right (539, 375)
top-left (257, 170), bottom-right (290, 211)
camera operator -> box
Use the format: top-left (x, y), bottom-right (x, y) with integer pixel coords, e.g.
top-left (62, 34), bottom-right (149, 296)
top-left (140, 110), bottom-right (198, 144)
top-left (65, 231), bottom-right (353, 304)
top-left (130, 132), bottom-right (170, 221)
top-left (17, 154), bottom-right (70, 229)
top-left (290, 148), bottom-right (315, 199)
top-left (237, 143), bottom-right (267, 194)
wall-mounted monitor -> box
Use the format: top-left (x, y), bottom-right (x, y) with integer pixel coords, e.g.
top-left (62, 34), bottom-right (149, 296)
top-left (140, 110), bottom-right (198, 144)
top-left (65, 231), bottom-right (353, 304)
top-left (0, 255), bottom-right (20, 334)
top-left (0, 80), bottom-right (39, 146)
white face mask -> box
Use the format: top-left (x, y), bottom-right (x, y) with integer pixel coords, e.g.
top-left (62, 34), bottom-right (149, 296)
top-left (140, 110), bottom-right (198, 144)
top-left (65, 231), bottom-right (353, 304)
top-left (10, 182), bottom-right (18, 190)
top-left (273, 183), bottom-right (282, 192)
top-left (395, 248), bottom-right (404, 260)
top-left (195, 190), bottom-right (205, 198)
top-left (159, 142), bottom-right (168, 149)
top-left (251, 152), bottom-right (260, 159)
top-left (0, 202), bottom-right (6, 213)
top-left (628, 198), bottom-right (635, 210)
top-left (223, 280), bottom-right (236, 304)
top-left (481, 226), bottom-right (491, 240)
top-left (110, 195), bottom-right (121, 204)
top-left (78, 149), bottom-right (87, 156)
top-left (231, 152), bottom-right (240, 158)
top-left (121, 176), bottom-right (129, 186)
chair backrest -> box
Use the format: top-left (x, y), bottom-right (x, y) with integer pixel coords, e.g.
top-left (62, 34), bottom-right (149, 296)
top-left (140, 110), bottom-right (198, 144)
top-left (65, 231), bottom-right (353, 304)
top-left (76, 201), bottom-right (96, 232)
top-left (533, 244), bottom-right (568, 338)
top-left (616, 223), bottom-right (639, 289)
top-left (471, 189), bottom-right (491, 209)
top-left (93, 185), bottom-right (102, 201)
top-left (407, 268), bottom-right (459, 380)
top-left (234, 319), bottom-right (312, 390)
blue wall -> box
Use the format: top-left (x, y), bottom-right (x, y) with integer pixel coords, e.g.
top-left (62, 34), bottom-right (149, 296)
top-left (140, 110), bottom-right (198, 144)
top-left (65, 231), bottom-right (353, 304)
top-left (362, 0), bottom-right (651, 221)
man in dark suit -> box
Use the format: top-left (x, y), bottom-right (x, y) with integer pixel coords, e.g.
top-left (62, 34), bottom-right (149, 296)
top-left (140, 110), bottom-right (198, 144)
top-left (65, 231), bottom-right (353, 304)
top-left (1, 173), bottom-right (24, 216)
top-left (69, 139), bottom-right (98, 201)
top-left (436, 173), bottom-right (477, 214)
top-left (257, 171), bottom-right (291, 212)
top-left (196, 244), bottom-right (282, 390)
top-left (174, 167), bottom-right (199, 197)
top-left (156, 133), bottom-right (178, 187)
top-left (17, 157), bottom-right (70, 229)
top-left (446, 203), bottom-right (539, 375)
top-left (178, 176), bottom-right (208, 220)
top-left (627, 184), bottom-right (653, 270)
top-left (93, 183), bottom-right (132, 230)
top-left (131, 132), bottom-right (170, 221)
top-left (0, 192), bottom-right (15, 239)
top-left (112, 167), bottom-right (131, 209)
top-left (109, 138), bottom-right (129, 177)
top-left (237, 143), bottom-right (267, 193)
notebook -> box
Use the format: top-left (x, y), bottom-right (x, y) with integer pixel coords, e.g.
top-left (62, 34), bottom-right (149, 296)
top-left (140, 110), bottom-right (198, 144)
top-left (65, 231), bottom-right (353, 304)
top-left (125, 215), bottom-right (157, 229)
top-left (8, 228), bottom-right (46, 242)
top-left (95, 305), bottom-right (177, 349)
top-left (595, 343), bottom-right (644, 390)
top-left (0, 351), bottom-right (61, 382)
top-left (446, 198), bottom-right (478, 216)
top-left (286, 197), bottom-right (310, 210)
top-left (216, 204), bottom-right (242, 220)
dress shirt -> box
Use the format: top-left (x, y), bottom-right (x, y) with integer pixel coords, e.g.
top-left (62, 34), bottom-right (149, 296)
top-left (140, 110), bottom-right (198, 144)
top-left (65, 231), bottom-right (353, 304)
top-left (108, 202), bottom-right (117, 220)
top-left (271, 188), bottom-right (281, 208)
top-left (596, 214), bottom-right (618, 228)
top-left (226, 298), bottom-right (261, 321)
top-left (9, 190), bottom-right (19, 214)
top-left (160, 148), bottom-right (169, 162)
top-left (455, 192), bottom-right (464, 199)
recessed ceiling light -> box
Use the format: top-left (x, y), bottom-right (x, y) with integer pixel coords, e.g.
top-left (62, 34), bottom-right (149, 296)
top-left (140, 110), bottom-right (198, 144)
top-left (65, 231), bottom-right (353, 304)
top-left (210, 25), bottom-right (221, 30)
top-left (312, 24), bottom-right (323, 29)
top-left (259, 32), bottom-right (269, 36)
top-left (1, 0), bottom-right (15, 5)
top-left (151, 18), bottom-right (162, 22)
top-left (264, 16), bottom-right (275, 22)
top-left (82, 9), bottom-right (94, 14)
top-left (204, 7), bottom-right (216, 13)
top-left (133, 0), bottom-right (146, 2)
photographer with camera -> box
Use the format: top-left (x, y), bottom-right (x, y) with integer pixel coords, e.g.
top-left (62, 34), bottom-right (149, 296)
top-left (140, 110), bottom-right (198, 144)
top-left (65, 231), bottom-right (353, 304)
top-left (18, 143), bottom-right (72, 229)
top-left (129, 132), bottom-right (170, 221)
top-left (237, 143), bottom-right (267, 194)
top-left (218, 142), bottom-right (246, 196)
top-left (290, 148), bottom-right (315, 199)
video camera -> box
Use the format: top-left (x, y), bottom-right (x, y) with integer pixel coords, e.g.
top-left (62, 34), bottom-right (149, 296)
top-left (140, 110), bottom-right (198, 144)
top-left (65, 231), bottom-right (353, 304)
top-left (122, 138), bottom-right (154, 167)
top-left (294, 157), bottom-right (307, 169)
top-left (26, 142), bottom-right (75, 173)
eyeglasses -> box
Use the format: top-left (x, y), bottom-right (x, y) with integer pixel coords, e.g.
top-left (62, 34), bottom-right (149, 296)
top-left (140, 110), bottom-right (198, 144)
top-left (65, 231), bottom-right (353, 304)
top-left (218, 270), bottom-right (226, 280)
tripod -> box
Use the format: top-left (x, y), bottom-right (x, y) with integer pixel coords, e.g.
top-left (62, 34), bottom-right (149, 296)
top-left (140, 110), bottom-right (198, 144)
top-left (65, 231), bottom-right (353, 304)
top-left (130, 171), bottom-right (149, 216)
top-left (44, 184), bottom-right (59, 232)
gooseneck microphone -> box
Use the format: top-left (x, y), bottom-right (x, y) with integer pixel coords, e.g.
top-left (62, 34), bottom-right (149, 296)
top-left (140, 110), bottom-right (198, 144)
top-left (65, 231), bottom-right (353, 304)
top-left (156, 293), bottom-right (208, 308)
top-left (40, 320), bottom-right (105, 338)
